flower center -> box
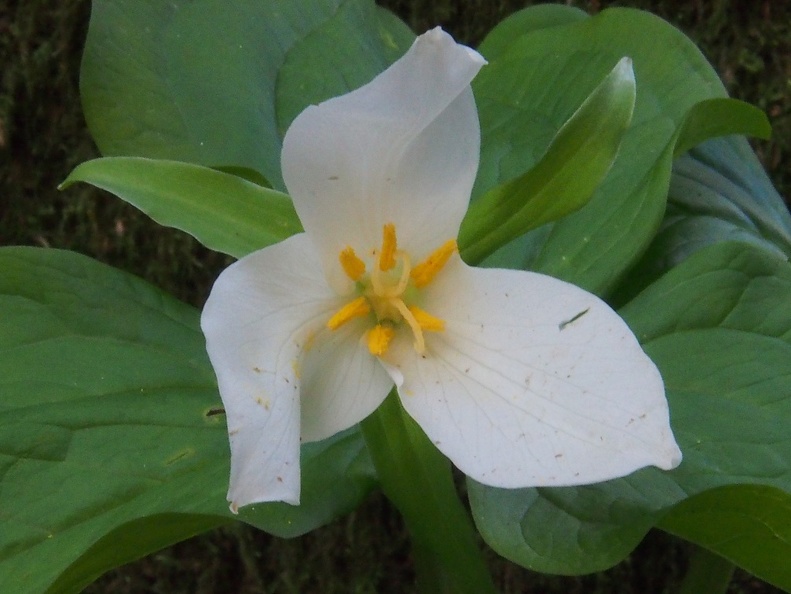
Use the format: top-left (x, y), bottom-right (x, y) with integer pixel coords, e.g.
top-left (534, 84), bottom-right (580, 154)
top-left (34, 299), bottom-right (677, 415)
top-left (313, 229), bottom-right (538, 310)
top-left (326, 223), bottom-right (456, 357)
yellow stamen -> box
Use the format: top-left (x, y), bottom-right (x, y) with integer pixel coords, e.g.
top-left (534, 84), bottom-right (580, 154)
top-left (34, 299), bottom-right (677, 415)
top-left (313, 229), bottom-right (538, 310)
top-left (367, 324), bottom-right (395, 356)
top-left (379, 223), bottom-right (398, 271)
top-left (411, 239), bottom-right (457, 288)
top-left (328, 225), bottom-right (455, 356)
top-left (339, 247), bottom-right (366, 281)
top-left (409, 306), bottom-right (445, 332)
top-left (327, 296), bottom-right (370, 330)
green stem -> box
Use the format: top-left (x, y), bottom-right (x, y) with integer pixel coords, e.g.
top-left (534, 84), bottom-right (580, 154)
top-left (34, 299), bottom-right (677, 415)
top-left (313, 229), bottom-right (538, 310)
top-left (360, 392), bottom-right (498, 594)
top-left (678, 545), bottom-right (735, 594)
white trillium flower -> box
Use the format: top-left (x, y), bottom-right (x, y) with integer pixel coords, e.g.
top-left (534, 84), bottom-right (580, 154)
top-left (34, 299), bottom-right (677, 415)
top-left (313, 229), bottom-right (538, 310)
top-left (201, 28), bottom-right (682, 512)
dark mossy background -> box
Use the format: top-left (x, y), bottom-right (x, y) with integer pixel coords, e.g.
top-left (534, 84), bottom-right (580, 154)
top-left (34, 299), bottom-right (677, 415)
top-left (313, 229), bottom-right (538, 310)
top-left (1, 1), bottom-right (789, 592)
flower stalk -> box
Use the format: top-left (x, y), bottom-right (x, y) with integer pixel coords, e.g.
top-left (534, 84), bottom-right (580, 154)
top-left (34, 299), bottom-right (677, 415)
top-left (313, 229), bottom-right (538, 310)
top-left (360, 392), bottom-right (498, 594)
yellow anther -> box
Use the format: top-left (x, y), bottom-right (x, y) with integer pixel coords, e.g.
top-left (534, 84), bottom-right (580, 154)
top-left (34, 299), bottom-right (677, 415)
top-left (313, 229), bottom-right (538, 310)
top-left (339, 247), bottom-right (366, 281)
top-left (327, 296), bottom-right (370, 330)
top-left (379, 223), bottom-right (398, 271)
top-left (367, 324), bottom-right (395, 356)
top-left (408, 306), bottom-right (445, 332)
top-left (411, 239), bottom-right (457, 288)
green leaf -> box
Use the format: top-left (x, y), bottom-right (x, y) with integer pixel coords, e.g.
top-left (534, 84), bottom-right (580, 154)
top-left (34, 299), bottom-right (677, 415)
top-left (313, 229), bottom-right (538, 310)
top-left (43, 514), bottom-right (226, 594)
top-left (470, 242), bottom-right (791, 579)
top-left (80, 0), bottom-right (412, 191)
top-left (469, 480), bottom-right (662, 575)
top-left (614, 135), bottom-right (791, 303)
top-left (459, 57), bottom-right (635, 265)
top-left (60, 157), bottom-right (301, 259)
top-left (677, 547), bottom-right (734, 594)
top-left (476, 4), bottom-right (588, 61)
top-left (213, 166), bottom-right (272, 188)
top-left (0, 247), bottom-right (376, 594)
top-left (472, 7), bottom-right (738, 294)
top-left (274, 1), bottom-right (414, 137)
top-left (673, 98), bottom-right (771, 158)
top-left (661, 485), bottom-right (791, 592)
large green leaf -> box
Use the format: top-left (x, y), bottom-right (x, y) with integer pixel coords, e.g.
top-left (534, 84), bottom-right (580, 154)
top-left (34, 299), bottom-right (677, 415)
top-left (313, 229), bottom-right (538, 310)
top-left (660, 485), bottom-right (791, 591)
top-left (0, 248), bottom-right (376, 594)
top-left (615, 135), bottom-right (791, 302)
top-left (472, 8), bottom-right (768, 295)
top-left (476, 5), bottom-right (588, 61)
top-left (80, 0), bottom-right (412, 191)
top-left (470, 242), bottom-right (791, 586)
top-left (274, 0), bottom-right (414, 136)
top-left (60, 158), bottom-right (302, 259)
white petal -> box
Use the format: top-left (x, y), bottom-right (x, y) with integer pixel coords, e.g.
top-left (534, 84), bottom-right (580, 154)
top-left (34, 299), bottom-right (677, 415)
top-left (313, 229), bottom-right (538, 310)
top-left (299, 319), bottom-right (394, 443)
top-left (281, 28), bottom-right (485, 287)
top-left (201, 233), bottom-right (379, 509)
top-left (382, 257), bottom-right (682, 488)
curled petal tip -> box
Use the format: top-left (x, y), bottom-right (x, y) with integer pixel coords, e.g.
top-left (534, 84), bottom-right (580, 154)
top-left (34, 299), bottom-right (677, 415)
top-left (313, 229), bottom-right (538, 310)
top-left (662, 442), bottom-right (684, 470)
top-left (419, 26), bottom-right (487, 67)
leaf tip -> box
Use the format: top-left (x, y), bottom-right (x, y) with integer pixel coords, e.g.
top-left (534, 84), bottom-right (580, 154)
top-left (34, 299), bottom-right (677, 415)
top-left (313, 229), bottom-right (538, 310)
top-left (614, 56), bottom-right (635, 84)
